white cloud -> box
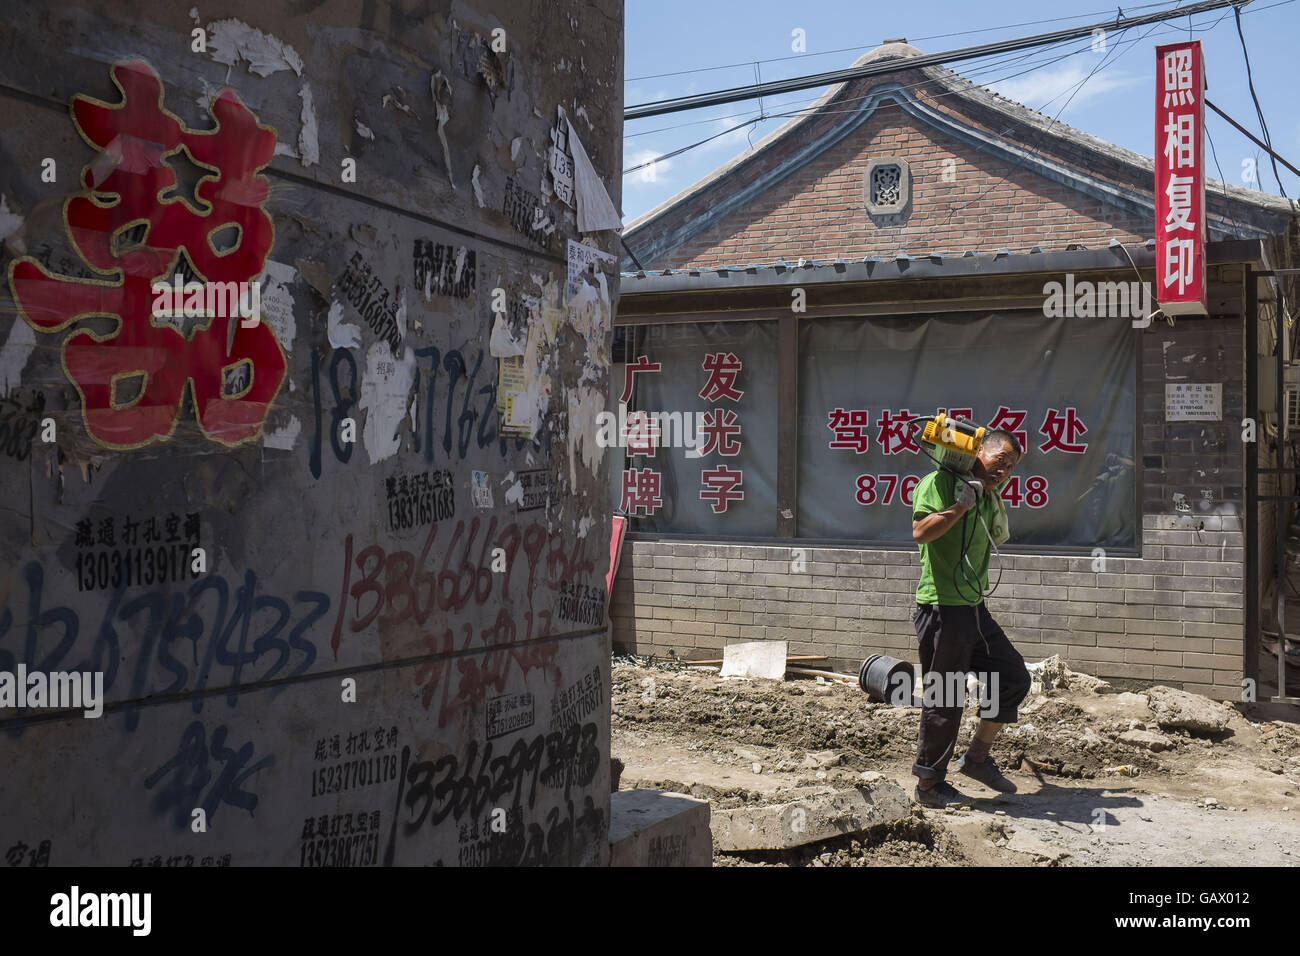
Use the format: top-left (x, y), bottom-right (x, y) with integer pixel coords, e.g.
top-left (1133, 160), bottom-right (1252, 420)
top-left (989, 60), bottom-right (1142, 113)
top-left (623, 147), bottom-right (673, 186)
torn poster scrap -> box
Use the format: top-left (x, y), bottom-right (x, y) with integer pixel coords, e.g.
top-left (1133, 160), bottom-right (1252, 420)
top-left (556, 105), bottom-right (621, 233)
top-left (497, 355), bottom-right (532, 439)
top-left (489, 308), bottom-right (526, 357)
top-left (471, 470), bottom-right (494, 508)
top-left (566, 239), bottom-right (616, 304)
top-left (549, 115), bottom-right (576, 207)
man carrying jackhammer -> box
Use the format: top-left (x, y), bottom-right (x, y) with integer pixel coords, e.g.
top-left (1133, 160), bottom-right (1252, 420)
top-left (909, 428), bottom-right (1032, 808)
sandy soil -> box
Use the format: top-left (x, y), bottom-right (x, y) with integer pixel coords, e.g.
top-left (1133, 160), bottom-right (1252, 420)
top-left (611, 658), bottom-right (1300, 866)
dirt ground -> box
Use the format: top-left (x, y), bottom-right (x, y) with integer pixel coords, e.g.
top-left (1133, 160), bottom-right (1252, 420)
top-left (611, 657), bottom-right (1300, 866)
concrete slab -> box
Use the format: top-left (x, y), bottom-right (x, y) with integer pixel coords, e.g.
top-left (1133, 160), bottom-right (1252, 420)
top-left (710, 781), bottom-right (911, 851)
top-left (720, 640), bottom-right (787, 680)
top-left (609, 790), bottom-right (712, 867)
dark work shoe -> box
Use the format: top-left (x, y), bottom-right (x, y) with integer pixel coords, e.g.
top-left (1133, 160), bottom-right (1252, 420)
top-left (956, 753), bottom-right (1018, 793)
top-left (913, 781), bottom-right (974, 809)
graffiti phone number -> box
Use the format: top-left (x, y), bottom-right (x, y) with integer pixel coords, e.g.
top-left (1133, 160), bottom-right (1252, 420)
top-left (310, 754), bottom-right (400, 796)
top-left (75, 545), bottom-right (200, 592)
top-left (388, 487), bottom-right (455, 532)
top-left (854, 474), bottom-right (1049, 508)
top-left (299, 833), bottom-right (379, 868)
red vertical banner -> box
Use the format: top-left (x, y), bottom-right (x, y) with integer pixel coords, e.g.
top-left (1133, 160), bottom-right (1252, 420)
top-left (1154, 41), bottom-right (1208, 316)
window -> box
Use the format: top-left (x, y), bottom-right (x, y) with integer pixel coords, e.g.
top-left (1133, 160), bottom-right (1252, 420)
top-left (797, 311), bottom-right (1137, 548)
top-left (865, 157), bottom-right (909, 216)
top-left (613, 321), bottom-right (778, 537)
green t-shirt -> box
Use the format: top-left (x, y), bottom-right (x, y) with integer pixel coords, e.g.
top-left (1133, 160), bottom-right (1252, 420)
top-left (912, 468), bottom-right (998, 606)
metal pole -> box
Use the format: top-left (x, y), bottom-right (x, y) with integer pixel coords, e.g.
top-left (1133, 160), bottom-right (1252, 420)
top-left (1276, 268), bottom-right (1291, 701)
top-left (1206, 100), bottom-right (1300, 180)
top-left (1245, 265), bottom-right (1259, 690)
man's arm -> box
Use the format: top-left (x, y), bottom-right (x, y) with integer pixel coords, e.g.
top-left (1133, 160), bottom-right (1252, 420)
top-left (912, 479), bottom-right (977, 544)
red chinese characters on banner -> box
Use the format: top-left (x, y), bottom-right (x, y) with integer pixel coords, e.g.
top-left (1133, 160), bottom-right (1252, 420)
top-left (1154, 41), bottom-right (1207, 316)
top-left (697, 351), bottom-right (744, 512)
top-left (620, 355), bottom-right (661, 404)
top-left (827, 407), bottom-right (870, 453)
top-left (987, 406), bottom-right (1028, 453)
top-left (876, 408), bottom-right (919, 455)
top-left (7, 60), bottom-right (286, 448)
top-left (1038, 407), bottom-right (1088, 454)
top-left (698, 352), bottom-right (744, 402)
top-left (620, 468), bottom-right (662, 515)
top-left (699, 408), bottom-right (742, 456)
top-left (623, 410), bottom-right (659, 456)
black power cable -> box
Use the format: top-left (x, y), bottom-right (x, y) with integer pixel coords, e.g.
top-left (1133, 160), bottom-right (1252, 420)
top-left (1233, 4), bottom-right (1288, 198)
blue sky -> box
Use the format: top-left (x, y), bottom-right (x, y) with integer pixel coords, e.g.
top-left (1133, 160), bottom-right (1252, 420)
top-left (621, 0), bottom-right (1299, 223)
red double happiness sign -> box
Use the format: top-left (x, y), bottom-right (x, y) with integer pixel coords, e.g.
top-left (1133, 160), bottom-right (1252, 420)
top-left (1154, 41), bottom-right (1208, 317)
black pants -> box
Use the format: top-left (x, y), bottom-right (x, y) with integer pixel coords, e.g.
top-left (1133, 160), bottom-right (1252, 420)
top-left (911, 602), bottom-right (1031, 783)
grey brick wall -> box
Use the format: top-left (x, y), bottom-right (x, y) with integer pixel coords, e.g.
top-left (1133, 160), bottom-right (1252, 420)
top-left (611, 513), bottom-right (1243, 699)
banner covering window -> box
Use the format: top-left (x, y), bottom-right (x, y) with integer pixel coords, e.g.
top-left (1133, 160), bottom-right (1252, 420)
top-left (797, 312), bottom-right (1137, 548)
top-left (619, 321), bottom-right (778, 537)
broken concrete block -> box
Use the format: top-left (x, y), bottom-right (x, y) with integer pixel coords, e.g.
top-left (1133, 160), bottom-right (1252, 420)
top-left (1027, 654), bottom-right (1112, 695)
top-left (1145, 686), bottom-right (1231, 734)
top-left (609, 790), bottom-right (712, 867)
top-left (1006, 829), bottom-right (1071, 864)
top-left (1118, 729), bottom-right (1173, 752)
top-left (710, 782), bottom-right (910, 852)
top-left (800, 750), bottom-right (842, 769)
top-left (720, 640), bottom-right (787, 680)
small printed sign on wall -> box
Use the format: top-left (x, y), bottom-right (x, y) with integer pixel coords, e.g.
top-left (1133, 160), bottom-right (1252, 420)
top-left (1165, 382), bottom-right (1222, 422)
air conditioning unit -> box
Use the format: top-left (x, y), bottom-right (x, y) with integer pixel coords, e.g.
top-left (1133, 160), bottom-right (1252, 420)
top-left (1286, 364), bottom-right (1300, 432)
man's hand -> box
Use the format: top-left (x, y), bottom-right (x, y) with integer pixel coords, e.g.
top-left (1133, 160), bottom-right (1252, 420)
top-left (913, 476), bottom-right (982, 544)
top-left (955, 477), bottom-right (981, 512)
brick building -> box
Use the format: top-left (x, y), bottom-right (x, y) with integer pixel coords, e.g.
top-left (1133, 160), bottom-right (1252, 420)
top-left (609, 41), bottom-right (1299, 699)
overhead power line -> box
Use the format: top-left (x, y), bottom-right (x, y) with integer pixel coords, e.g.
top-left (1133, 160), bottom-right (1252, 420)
top-left (623, 33), bottom-right (1098, 175)
top-left (624, 0), bottom-right (1251, 120)
top-left (624, 0), bottom-right (1177, 83)
top-left (1232, 4), bottom-right (1288, 196)
top-left (1206, 100), bottom-right (1300, 180)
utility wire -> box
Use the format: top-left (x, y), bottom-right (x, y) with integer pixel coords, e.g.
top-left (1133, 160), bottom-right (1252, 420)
top-left (625, 0), bottom-right (1180, 82)
top-left (625, 33), bottom-right (1086, 141)
top-left (624, 0), bottom-right (1293, 140)
top-left (1232, 4), bottom-right (1288, 197)
top-left (1206, 100), bottom-right (1300, 180)
top-left (623, 18), bottom-right (1168, 181)
top-left (625, 0), bottom-right (1246, 119)
top-left (936, 12), bottom-right (1152, 224)
top-left (624, 33), bottom-right (1098, 174)
top-left (623, 118), bottom-right (761, 174)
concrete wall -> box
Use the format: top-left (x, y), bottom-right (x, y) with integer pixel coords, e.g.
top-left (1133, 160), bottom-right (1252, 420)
top-left (0, 0), bottom-right (622, 866)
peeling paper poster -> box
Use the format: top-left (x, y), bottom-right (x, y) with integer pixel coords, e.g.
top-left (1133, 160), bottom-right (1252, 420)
top-left (490, 311), bottom-right (525, 357)
top-left (497, 355), bottom-right (532, 438)
top-left (471, 470), bottom-right (494, 509)
top-left (566, 239), bottom-right (616, 304)
top-left (549, 118), bottom-right (575, 207)
top-left (555, 106), bottom-right (621, 233)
